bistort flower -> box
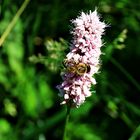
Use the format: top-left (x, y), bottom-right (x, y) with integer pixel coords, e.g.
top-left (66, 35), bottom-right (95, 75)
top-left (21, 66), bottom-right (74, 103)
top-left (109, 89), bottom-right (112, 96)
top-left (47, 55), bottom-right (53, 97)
top-left (57, 10), bottom-right (106, 107)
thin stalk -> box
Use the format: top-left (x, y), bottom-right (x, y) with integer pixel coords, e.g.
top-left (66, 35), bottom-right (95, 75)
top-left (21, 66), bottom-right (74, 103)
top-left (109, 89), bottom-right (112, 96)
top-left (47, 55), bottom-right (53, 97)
top-left (129, 124), bottom-right (140, 140)
top-left (120, 112), bottom-right (135, 130)
top-left (0, 0), bottom-right (30, 46)
top-left (63, 105), bottom-right (71, 140)
top-left (110, 57), bottom-right (140, 92)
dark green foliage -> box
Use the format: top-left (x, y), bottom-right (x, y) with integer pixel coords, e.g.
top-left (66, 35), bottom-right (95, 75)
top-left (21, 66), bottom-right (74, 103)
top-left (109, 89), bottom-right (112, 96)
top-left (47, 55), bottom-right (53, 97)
top-left (0, 0), bottom-right (140, 140)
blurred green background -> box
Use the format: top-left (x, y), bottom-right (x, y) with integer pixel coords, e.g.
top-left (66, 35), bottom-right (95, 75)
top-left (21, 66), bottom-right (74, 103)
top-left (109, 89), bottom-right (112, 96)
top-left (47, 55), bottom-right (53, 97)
top-left (0, 0), bottom-right (140, 140)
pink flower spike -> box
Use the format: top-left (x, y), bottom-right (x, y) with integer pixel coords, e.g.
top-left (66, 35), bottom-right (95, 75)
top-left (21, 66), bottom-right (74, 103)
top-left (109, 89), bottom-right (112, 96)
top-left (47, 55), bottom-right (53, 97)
top-left (57, 9), bottom-right (106, 107)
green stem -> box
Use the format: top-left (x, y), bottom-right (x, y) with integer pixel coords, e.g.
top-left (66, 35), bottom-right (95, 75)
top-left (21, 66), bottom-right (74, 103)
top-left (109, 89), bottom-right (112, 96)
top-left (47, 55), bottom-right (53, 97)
top-left (63, 105), bottom-right (71, 140)
top-left (120, 112), bottom-right (135, 130)
top-left (0, 0), bottom-right (30, 46)
top-left (110, 57), bottom-right (140, 92)
top-left (129, 124), bottom-right (140, 140)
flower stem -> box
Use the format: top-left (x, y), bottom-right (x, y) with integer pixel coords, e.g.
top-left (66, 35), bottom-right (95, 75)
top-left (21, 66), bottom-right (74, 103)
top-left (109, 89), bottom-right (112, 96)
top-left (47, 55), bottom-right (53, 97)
top-left (0, 0), bottom-right (30, 47)
top-left (63, 104), bottom-right (71, 140)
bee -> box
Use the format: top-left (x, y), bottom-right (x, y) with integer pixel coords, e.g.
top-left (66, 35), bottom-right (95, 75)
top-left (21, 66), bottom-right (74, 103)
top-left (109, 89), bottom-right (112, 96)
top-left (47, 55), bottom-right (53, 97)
top-left (63, 59), bottom-right (90, 76)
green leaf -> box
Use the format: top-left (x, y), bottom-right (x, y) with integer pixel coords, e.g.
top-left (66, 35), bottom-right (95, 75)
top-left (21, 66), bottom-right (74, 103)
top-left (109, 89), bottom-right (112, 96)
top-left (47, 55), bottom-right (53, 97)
top-left (0, 119), bottom-right (11, 134)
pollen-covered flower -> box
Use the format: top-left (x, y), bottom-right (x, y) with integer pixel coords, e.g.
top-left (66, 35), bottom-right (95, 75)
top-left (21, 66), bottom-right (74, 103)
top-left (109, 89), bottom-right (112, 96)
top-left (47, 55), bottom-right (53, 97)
top-left (57, 10), bottom-right (106, 107)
